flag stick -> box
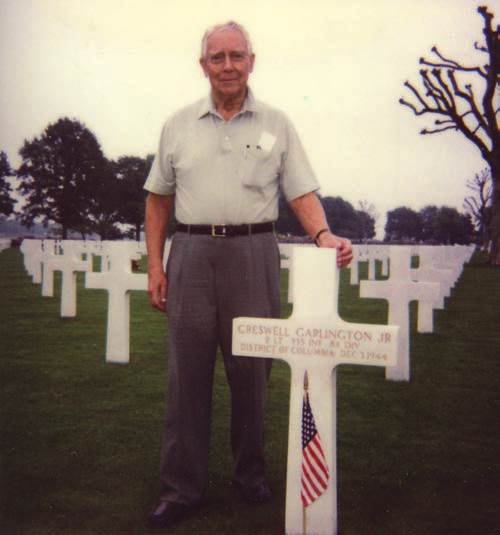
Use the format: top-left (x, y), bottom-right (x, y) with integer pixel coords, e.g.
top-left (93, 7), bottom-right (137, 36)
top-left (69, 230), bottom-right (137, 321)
top-left (303, 370), bottom-right (308, 535)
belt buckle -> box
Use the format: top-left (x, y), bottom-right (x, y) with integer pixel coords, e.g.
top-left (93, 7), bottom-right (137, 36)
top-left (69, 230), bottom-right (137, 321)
top-left (211, 224), bottom-right (227, 237)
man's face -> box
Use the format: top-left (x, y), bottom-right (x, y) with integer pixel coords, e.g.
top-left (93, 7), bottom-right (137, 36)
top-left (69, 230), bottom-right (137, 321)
top-left (200, 28), bottom-right (255, 98)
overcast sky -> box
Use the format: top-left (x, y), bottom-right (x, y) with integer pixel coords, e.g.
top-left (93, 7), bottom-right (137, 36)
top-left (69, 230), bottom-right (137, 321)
top-left (0, 0), bottom-right (495, 236)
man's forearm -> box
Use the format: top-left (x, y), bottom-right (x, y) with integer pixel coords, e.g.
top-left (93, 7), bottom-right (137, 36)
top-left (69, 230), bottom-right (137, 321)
top-left (289, 191), bottom-right (329, 240)
top-left (145, 192), bottom-right (175, 272)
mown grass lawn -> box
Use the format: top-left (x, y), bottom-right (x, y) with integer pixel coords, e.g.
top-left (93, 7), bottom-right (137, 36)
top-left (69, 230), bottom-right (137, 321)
top-left (1, 247), bottom-right (499, 535)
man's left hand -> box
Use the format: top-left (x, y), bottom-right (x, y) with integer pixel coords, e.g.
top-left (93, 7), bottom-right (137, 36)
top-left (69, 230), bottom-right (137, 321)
top-left (316, 231), bottom-right (353, 268)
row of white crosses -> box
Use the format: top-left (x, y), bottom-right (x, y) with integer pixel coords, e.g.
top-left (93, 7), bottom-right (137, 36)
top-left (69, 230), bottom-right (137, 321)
top-left (338, 242), bottom-right (472, 338)
top-left (20, 238), bottom-right (45, 283)
top-left (19, 239), bottom-right (472, 371)
top-left (280, 242), bottom-right (474, 382)
top-left (19, 239), bottom-right (173, 363)
top-left (21, 239), bottom-right (92, 314)
top-left (349, 244), bottom-right (390, 285)
top-left (359, 246), bottom-right (440, 381)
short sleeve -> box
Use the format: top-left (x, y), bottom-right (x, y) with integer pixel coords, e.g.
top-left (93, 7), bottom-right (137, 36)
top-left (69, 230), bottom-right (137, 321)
top-left (143, 119), bottom-right (176, 195)
top-left (279, 115), bottom-right (320, 201)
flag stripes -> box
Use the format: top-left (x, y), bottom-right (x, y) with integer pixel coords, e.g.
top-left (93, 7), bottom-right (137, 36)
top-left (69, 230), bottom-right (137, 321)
top-left (301, 390), bottom-right (330, 507)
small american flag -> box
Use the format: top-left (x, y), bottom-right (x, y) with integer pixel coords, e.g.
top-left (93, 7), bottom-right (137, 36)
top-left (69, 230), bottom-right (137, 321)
top-left (301, 382), bottom-right (330, 507)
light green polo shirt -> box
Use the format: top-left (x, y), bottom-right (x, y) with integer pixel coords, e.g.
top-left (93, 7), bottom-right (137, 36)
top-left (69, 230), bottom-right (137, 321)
top-left (144, 88), bottom-right (319, 225)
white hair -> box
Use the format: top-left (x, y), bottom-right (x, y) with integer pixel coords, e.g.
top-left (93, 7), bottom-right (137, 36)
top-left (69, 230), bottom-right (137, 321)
top-left (200, 21), bottom-right (253, 59)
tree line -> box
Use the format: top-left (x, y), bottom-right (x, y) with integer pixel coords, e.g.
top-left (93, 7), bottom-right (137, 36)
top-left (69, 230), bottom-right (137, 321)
top-left (277, 196), bottom-right (378, 241)
top-left (1, 118), bottom-right (152, 240)
top-left (0, 116), bottom-right (484, 245)
top-left (385, 205), bottom-right (474, 244)
top-left (0, 116), bottom-right (378, 241)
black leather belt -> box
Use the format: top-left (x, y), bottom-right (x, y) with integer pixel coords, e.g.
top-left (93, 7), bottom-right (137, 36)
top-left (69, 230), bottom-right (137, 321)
top-left (176, 222), bottom-right (275, 237)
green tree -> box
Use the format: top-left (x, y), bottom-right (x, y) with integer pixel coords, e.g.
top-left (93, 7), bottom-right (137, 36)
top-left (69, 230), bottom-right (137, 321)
top-left (0, 151), bottom-right (15, 216)
top-left (115, 154), bottom-right (154, 241)
top-left (419, 205), bottom-right (440, 242)
top-left (418, 205), bottom-right (475, 244)
top-left (276, 194), bottom-right (376, 240)
top-left (16, 118), bottom-right (107, 239)
top-left (356, 201), bottom-right (378, 241)
top-left (83, 158), bottom-right (123, 240)
top-left (384, 206), bottom-right (422, 242)
top-left (322, 196), bottom-right (360, 239)
top-left (399, 6), bottom-right (499, 263)
top-left (434, 206), bottom-right (475, 244)
top-left (355, 210), bottom-right (376, 240)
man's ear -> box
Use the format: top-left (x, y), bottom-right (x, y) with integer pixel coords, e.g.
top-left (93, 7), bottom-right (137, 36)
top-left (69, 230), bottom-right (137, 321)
top-left (250, 54), bottom-right (255, 72)
top-left (249, 53), bottom-right (255, 73)
top-left (199, 57), bottom-right (208, 77)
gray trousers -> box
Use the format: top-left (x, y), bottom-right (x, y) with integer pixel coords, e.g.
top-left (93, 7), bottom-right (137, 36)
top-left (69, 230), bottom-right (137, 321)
top-left (159, 231), bottom-right (281, 506)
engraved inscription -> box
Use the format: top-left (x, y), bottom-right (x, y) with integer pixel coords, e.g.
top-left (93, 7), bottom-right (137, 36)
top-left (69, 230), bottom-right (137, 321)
top-left (233, 318), bottom-right (398, 368)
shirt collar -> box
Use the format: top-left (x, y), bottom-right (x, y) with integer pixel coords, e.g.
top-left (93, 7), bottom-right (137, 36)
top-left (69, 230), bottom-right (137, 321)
top-left (197, 86), bottom-right (258, 119)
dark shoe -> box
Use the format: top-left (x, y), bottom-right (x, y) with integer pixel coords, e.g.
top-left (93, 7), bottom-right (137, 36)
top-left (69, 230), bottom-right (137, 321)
top-left (146, 501), bottom-right (194, 529)
top-left (236, 481), bottom-right (272, 504)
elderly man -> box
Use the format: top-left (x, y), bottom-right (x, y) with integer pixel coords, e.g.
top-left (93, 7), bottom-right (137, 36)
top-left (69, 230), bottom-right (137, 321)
top-left (144, 20), bottom-right (352, 529)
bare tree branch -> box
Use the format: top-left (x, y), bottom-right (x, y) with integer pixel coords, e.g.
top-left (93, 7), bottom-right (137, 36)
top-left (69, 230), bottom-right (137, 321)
top-left (431, 46), bottom-right (459, 66)
top-left (464, 167), bottom-right (493, 243)
top-left (399, 78), bottom-right (449, 116)
top-left (434, 119), bottom-right (456, 125)
top-left (418, 46), bottom-right (488, 78)
top-left (431, 69), bottom-right (456, 109)
top-left (467, 169), bottom-right (493, 205)
top-left (405, 80), bottom-right (431, 109)
top-left (464, 196), bottom-right (481, 219)
top-left (474, 41), bottom-right (488, 52)
top-left (472, 124), bottom-right (482, 135)
top-left (421, 70), bottom-right (449, 111)
top-left (477, 7), bottom-right (499, 136)
top-left (447, 71), bottom-right (490, 137)
top-left (400, 5), bottom-right (497, 166)
top-left (399, 98), bottom-right (424, 115)
top-left (421, 125), bottom-right (458, 134)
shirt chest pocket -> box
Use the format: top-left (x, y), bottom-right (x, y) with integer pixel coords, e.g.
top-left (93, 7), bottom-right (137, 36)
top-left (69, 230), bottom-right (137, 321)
top-left (240, 146), bottom-right (281, 189)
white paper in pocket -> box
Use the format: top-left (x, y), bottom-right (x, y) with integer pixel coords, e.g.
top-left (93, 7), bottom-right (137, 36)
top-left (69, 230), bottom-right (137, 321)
top-left (258, 131), bottom-right (276, 152)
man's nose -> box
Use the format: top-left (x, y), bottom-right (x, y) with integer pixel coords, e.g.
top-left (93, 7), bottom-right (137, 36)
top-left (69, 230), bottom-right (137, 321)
top-left (223, 54), bottom-right (234, 70)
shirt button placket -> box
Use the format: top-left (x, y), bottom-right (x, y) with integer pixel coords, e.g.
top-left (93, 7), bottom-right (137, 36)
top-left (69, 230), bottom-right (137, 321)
top-left (219, 129), bottom-right (232, 224)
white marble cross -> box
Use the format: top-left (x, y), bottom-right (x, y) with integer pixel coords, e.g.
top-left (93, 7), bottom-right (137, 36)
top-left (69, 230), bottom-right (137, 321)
top-left (411, 246), bottom-right (455, 333)
top-left (233, 247), bottom-right (399, 535)
top-left (349, 245), bottom-right (362, 285)
top-left (278, 243), bottom-right (312, 304)
top-left (0, 238), bottom-right (10, 252)
top-left (41, 239), bottom-right (59, 297)
top-left (21, 239), bottom-right (43, 283)
top-left (44, 240), bottom-right (91, 317)
top-left (360, 246), bottom-right (439, 381)
top-left (366, 245), bottom-right (377, 281)
top-left (381, 249), bottom-right (390, 277)
top-left (433, 246), bottom-right (463, 285)
top-left (85, 241), bottom-right (147, 363)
